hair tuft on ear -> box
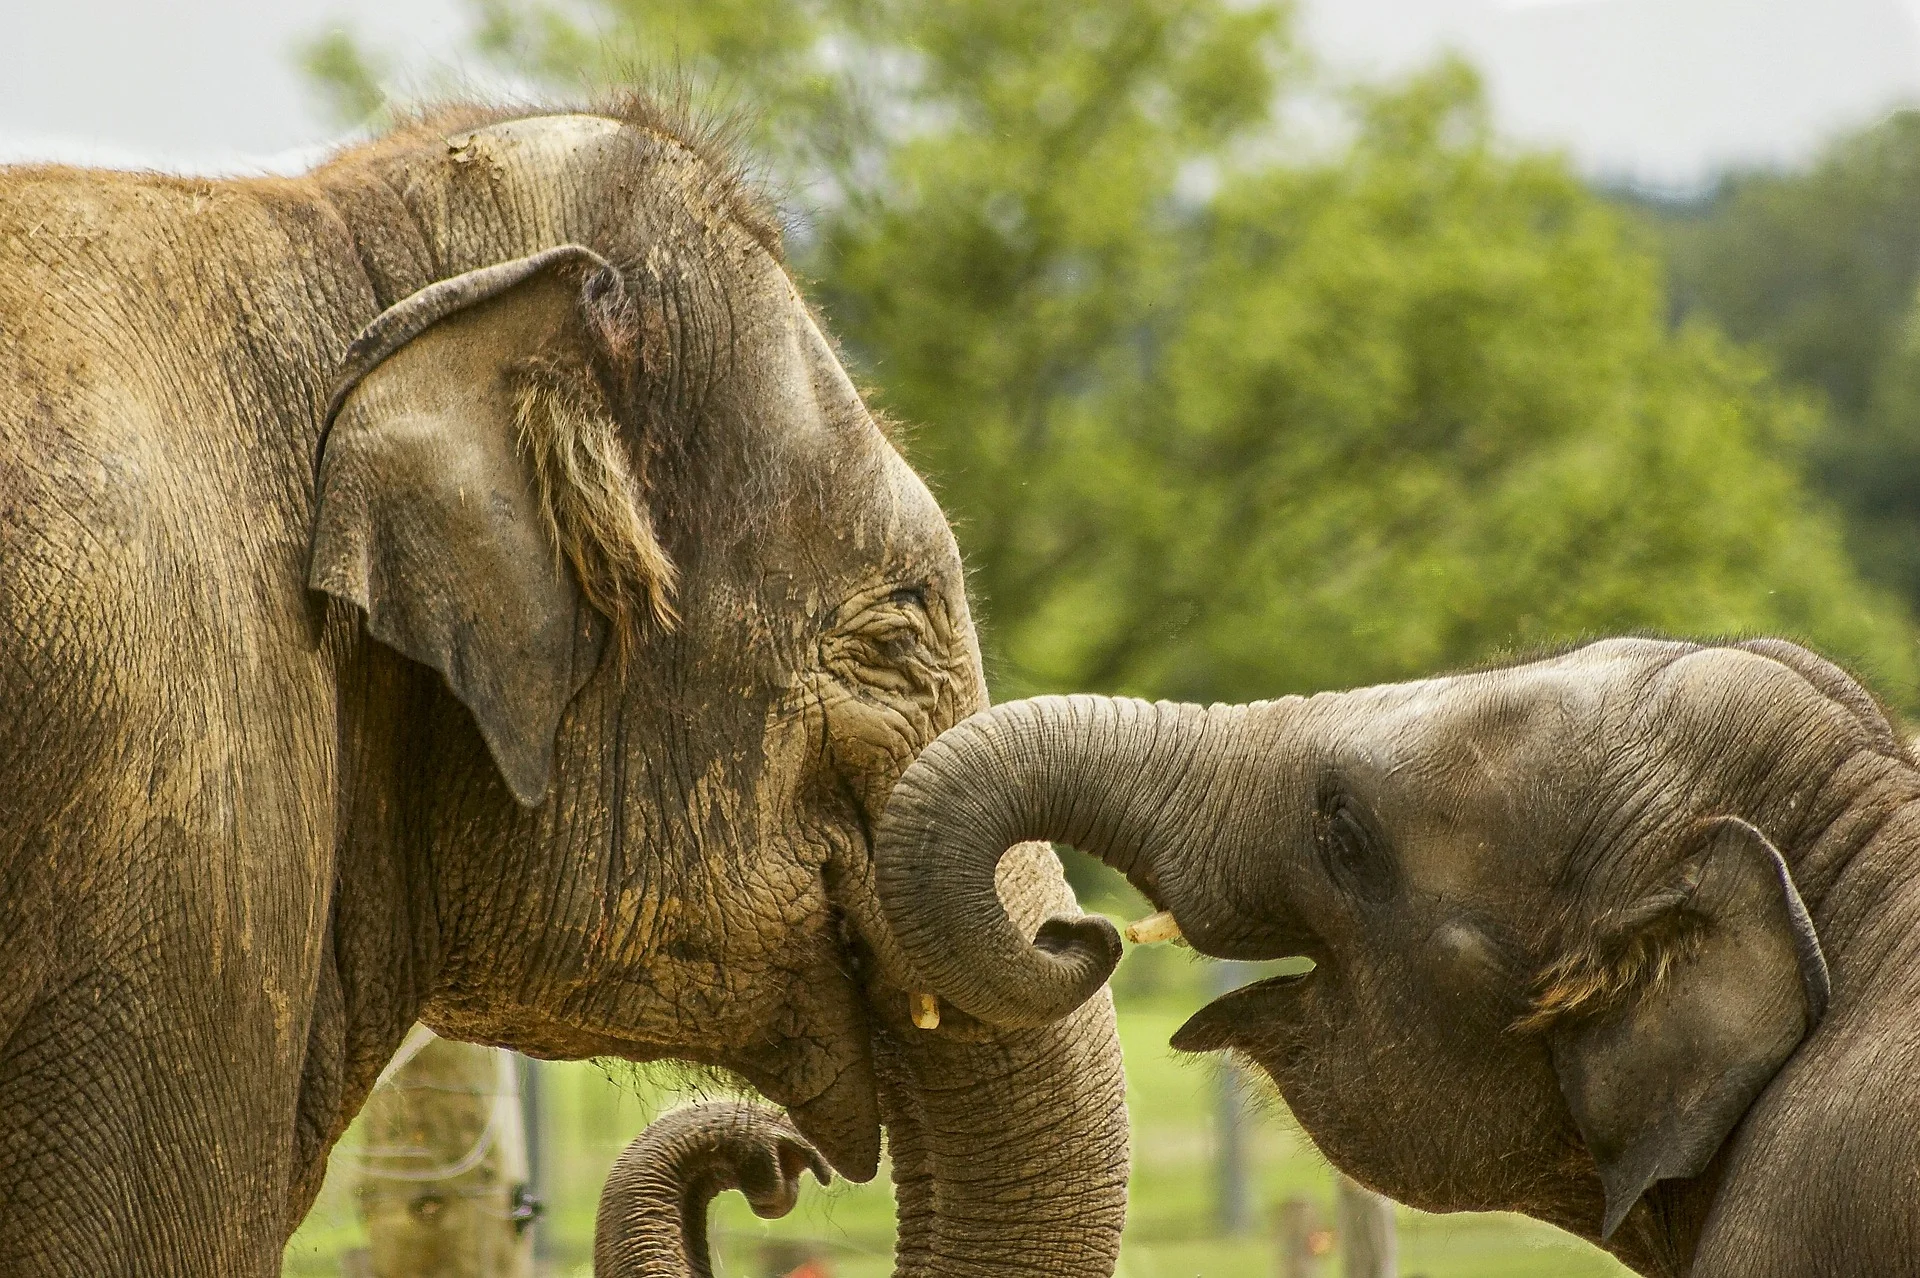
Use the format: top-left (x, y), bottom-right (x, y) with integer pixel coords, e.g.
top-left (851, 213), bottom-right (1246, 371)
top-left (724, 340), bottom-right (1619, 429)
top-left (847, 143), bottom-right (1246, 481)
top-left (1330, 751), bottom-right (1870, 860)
top-left (1514, 880), bottom-right (1704, 1034)
top-left (512, 358), bottom-right (679, 642)
top-left (580, 264), bottom-right (644, 393)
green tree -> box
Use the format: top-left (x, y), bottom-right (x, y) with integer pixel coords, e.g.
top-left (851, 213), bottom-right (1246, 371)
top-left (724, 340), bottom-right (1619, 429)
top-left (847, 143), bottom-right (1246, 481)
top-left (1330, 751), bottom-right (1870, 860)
top-left (306, 1), bottom-right (1920, 709)
top-left (805, 0), bottom-right (1291, 694)
top-left (1091, 65), bottom-right (1917, 702)
top-left (1636, 111), bottom-right (1920, 624)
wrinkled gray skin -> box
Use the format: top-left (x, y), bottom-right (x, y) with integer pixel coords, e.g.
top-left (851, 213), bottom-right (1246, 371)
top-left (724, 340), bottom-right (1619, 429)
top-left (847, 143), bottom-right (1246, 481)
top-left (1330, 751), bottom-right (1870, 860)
top-left (877, 637), bottom-right (1920, 1276)
top-left (0, 106), bottom-right (1124, 1276)
top-left (594, 1101), bottom-right (829, 1278)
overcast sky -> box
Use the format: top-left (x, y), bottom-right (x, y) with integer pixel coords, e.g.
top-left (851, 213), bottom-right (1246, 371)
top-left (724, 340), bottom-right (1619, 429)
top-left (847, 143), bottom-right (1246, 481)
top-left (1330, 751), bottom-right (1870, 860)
top-left (4, 0), bottom-right (1920, 185)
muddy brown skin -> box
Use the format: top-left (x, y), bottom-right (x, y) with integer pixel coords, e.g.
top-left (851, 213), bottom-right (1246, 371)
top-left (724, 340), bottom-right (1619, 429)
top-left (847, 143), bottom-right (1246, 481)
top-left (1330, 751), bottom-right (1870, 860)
top-left (879, 638), bottom-right (1920, 1277)
top-left (0, 105), bottom-right (1125, 1276)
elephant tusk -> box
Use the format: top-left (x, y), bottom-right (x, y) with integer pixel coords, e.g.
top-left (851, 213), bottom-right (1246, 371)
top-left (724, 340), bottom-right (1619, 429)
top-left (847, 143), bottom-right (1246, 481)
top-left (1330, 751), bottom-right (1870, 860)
top-left (1124, 910), bottom-right (1183, 945)
top-left (911, 992), bottom-right (941, 1030)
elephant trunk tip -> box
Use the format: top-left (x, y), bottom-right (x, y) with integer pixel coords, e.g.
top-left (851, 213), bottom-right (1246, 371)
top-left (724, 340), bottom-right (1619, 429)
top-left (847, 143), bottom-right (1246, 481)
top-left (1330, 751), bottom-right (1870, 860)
top-left (593, 1101), bottom-right (827, 1278)
top-left (877, 694), bottom-right (1207, 1029)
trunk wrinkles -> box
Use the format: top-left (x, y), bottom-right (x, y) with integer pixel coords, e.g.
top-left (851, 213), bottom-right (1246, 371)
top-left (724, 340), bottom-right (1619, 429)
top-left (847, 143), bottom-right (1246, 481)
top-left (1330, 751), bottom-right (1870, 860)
top-left (593, 1101), bottom-right (827, 1278)
top-left (875, 695), bottom-right (1222, 1028)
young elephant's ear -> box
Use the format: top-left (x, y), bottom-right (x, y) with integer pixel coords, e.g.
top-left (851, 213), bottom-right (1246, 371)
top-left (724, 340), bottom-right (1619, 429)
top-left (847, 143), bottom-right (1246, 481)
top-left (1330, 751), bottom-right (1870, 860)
top-left (1541, 817), bottom-right (1828, 1241)
top-left (311, 246), bottom-right (673, 807)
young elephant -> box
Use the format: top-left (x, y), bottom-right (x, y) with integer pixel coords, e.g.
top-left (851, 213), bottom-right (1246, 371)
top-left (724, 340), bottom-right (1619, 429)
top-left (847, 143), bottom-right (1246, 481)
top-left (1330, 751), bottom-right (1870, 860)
top-left (876, 638), bottom-right (1918, 1276)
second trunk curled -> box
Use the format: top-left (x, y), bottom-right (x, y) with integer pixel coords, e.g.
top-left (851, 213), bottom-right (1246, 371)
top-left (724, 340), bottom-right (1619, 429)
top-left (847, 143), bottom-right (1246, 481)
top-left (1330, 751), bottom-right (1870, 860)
top-left (873, 695), bottom-right (1229, 1029)
top-left (593, 1101), bottom-right (828, 1278)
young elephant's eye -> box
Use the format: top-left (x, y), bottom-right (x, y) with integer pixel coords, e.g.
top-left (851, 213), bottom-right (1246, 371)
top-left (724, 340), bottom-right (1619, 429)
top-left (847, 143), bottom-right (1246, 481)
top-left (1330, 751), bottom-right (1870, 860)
top-left (887, 583), bottom-right (929, 611)
top-left (1316, 790), bottom-right (1397, 903)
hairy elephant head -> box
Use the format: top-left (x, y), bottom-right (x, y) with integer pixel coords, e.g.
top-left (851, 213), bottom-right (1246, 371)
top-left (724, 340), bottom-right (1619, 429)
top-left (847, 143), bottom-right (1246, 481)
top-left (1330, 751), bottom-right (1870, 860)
top-left (873, 638), bottom-right (1900, 1270)
top-left (307, 110), bottom-right (1125, 1275)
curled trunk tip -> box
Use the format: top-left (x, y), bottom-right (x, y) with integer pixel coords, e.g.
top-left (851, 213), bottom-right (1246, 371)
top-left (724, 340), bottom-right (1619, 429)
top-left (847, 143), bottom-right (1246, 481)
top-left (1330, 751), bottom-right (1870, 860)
top-left (875, 695), bottom-right (1207, 1028)
top-left (593, 1101), bottom-right (827, 1278)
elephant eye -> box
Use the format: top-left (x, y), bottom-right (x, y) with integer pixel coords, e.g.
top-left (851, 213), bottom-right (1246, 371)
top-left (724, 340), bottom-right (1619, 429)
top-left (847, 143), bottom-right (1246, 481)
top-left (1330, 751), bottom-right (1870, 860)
top-left (819, 583), bottom-right (941, 701)
top-left (1316, 790), bottom-right (1397, 903)
top-left (887, 583), bottom-right (929, 611)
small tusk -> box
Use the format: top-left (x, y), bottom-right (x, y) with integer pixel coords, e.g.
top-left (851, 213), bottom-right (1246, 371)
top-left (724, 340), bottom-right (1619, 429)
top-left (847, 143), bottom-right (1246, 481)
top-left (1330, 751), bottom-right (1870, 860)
top-left (1124, 910), bottom-right (1183, 945)
top-left (911, 992), bottom-right (941, 1030)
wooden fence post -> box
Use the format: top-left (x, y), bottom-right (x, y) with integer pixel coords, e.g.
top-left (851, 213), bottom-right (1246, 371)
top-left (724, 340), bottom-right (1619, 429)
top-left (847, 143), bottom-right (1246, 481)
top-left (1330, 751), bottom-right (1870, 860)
top-left (355, 1029), bottom-right (535, 1278)
top-left (1334, 1174), bottom-right (1396, 1278)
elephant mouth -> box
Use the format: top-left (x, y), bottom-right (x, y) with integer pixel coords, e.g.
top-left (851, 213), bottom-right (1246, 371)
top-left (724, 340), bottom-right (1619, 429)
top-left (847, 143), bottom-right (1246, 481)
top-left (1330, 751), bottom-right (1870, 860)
top-left (1169, 968), bottom-right (1314, 1055)
top-left (1124, 876), bottom-right (1327, 965)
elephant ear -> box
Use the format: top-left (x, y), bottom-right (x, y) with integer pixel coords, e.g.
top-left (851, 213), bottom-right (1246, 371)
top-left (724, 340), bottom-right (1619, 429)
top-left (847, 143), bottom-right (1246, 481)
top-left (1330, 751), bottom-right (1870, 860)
top-left (1543, 817), bottom-right (1828, 1241)
top-left (311, 246), bottom-right (674, 807)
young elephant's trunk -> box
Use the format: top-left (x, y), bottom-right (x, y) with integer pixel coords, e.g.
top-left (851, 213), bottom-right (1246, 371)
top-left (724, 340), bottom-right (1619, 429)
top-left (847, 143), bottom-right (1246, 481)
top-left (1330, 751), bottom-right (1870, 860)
top-left (875, 695), bottom-right (1288, 1028)
top-left (593, 1101), bottom-right (829, 1278)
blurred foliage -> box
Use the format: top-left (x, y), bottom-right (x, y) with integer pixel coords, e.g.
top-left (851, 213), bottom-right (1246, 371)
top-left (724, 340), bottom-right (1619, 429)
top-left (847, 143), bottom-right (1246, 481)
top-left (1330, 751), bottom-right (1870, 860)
top-left (1634, 111), bottom-right (1920, 633)
top-left (296, 27), bottom-right (392, 128)
top-left (306, 0), bottom-right (1920, 711)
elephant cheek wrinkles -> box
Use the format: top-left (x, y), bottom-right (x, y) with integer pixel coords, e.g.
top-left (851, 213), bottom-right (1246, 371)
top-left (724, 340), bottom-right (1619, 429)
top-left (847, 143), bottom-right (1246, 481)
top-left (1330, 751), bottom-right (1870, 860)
top-left (581, 695), bottom-right (634, 959)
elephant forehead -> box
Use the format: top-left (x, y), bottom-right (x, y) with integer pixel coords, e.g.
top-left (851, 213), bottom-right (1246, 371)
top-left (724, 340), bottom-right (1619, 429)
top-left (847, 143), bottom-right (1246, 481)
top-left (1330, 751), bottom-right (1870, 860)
top-left (1329, 677), bottom-right (1589, 781)
top-left (1306, 680), bottom-right (1605, 888)
top-left (719, 286), bottom-right (877, 472)
top-left (453, 113), bottom-right (723, 209)
top-left (796, 295), bottom-right (866, 420)
top-left (745, 296), bottom-right (846, 450)
top-left (1334, 637), bottom-right (1702, 761)
top-left (877, 446), bottom-right (964, 566)
top-left (739, 294), bottom-right (963, 578)
top-left (1642, 645), bottom-right (1834, 727)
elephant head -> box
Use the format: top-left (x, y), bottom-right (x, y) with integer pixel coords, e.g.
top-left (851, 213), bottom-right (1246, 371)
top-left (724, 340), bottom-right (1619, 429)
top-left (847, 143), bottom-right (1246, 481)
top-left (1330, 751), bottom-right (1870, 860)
top-left (301, 108), bottom-right (1125, 1274)
top-left (874, 638), bottom-right (1903, 1273)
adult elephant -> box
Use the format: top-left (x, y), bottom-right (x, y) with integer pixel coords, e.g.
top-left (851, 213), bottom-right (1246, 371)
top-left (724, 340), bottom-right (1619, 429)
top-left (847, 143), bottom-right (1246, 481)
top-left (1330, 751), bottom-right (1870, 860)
top-left (0, 103), bottom-right (1125, 1276)
top-left (877, 638), bottom-right (1919, 1277)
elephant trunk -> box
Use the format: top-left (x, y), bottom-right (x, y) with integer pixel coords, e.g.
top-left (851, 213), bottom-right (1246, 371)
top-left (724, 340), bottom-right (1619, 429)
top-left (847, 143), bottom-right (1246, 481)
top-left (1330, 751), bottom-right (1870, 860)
top-left (880, 991), bottom-right (1130, 1277)
top-left (592, 1101), bottom-right (828, 1278)
top-left (868, 819), bottom-right (1134, 1278)
top-left (596, 1010), bottom-right (1129, 1278)
top-left (876, 694), bottom-right (1273, 1029)
top-left (874, 1052), bottom-right (937, 1276)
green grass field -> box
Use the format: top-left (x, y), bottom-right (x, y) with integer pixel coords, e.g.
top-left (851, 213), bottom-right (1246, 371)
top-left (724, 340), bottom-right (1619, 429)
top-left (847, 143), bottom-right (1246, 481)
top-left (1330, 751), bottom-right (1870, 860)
top-left (286, 945), bottom-right (1628, 1276)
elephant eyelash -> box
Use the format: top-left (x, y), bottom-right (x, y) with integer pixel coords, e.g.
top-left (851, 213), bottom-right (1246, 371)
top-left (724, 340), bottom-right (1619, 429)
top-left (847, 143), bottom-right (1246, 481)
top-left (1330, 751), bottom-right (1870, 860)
top-left (1313, 789), bottom-right (1397, 903)
top-left (1320, 805), bottom-right (1373, 875)
top-left (819, 615), bottom-right (942, 699)
top-left (843, 615), bottom-right (924, 653)
top-left (887, 583), bottom-right (929, 610)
